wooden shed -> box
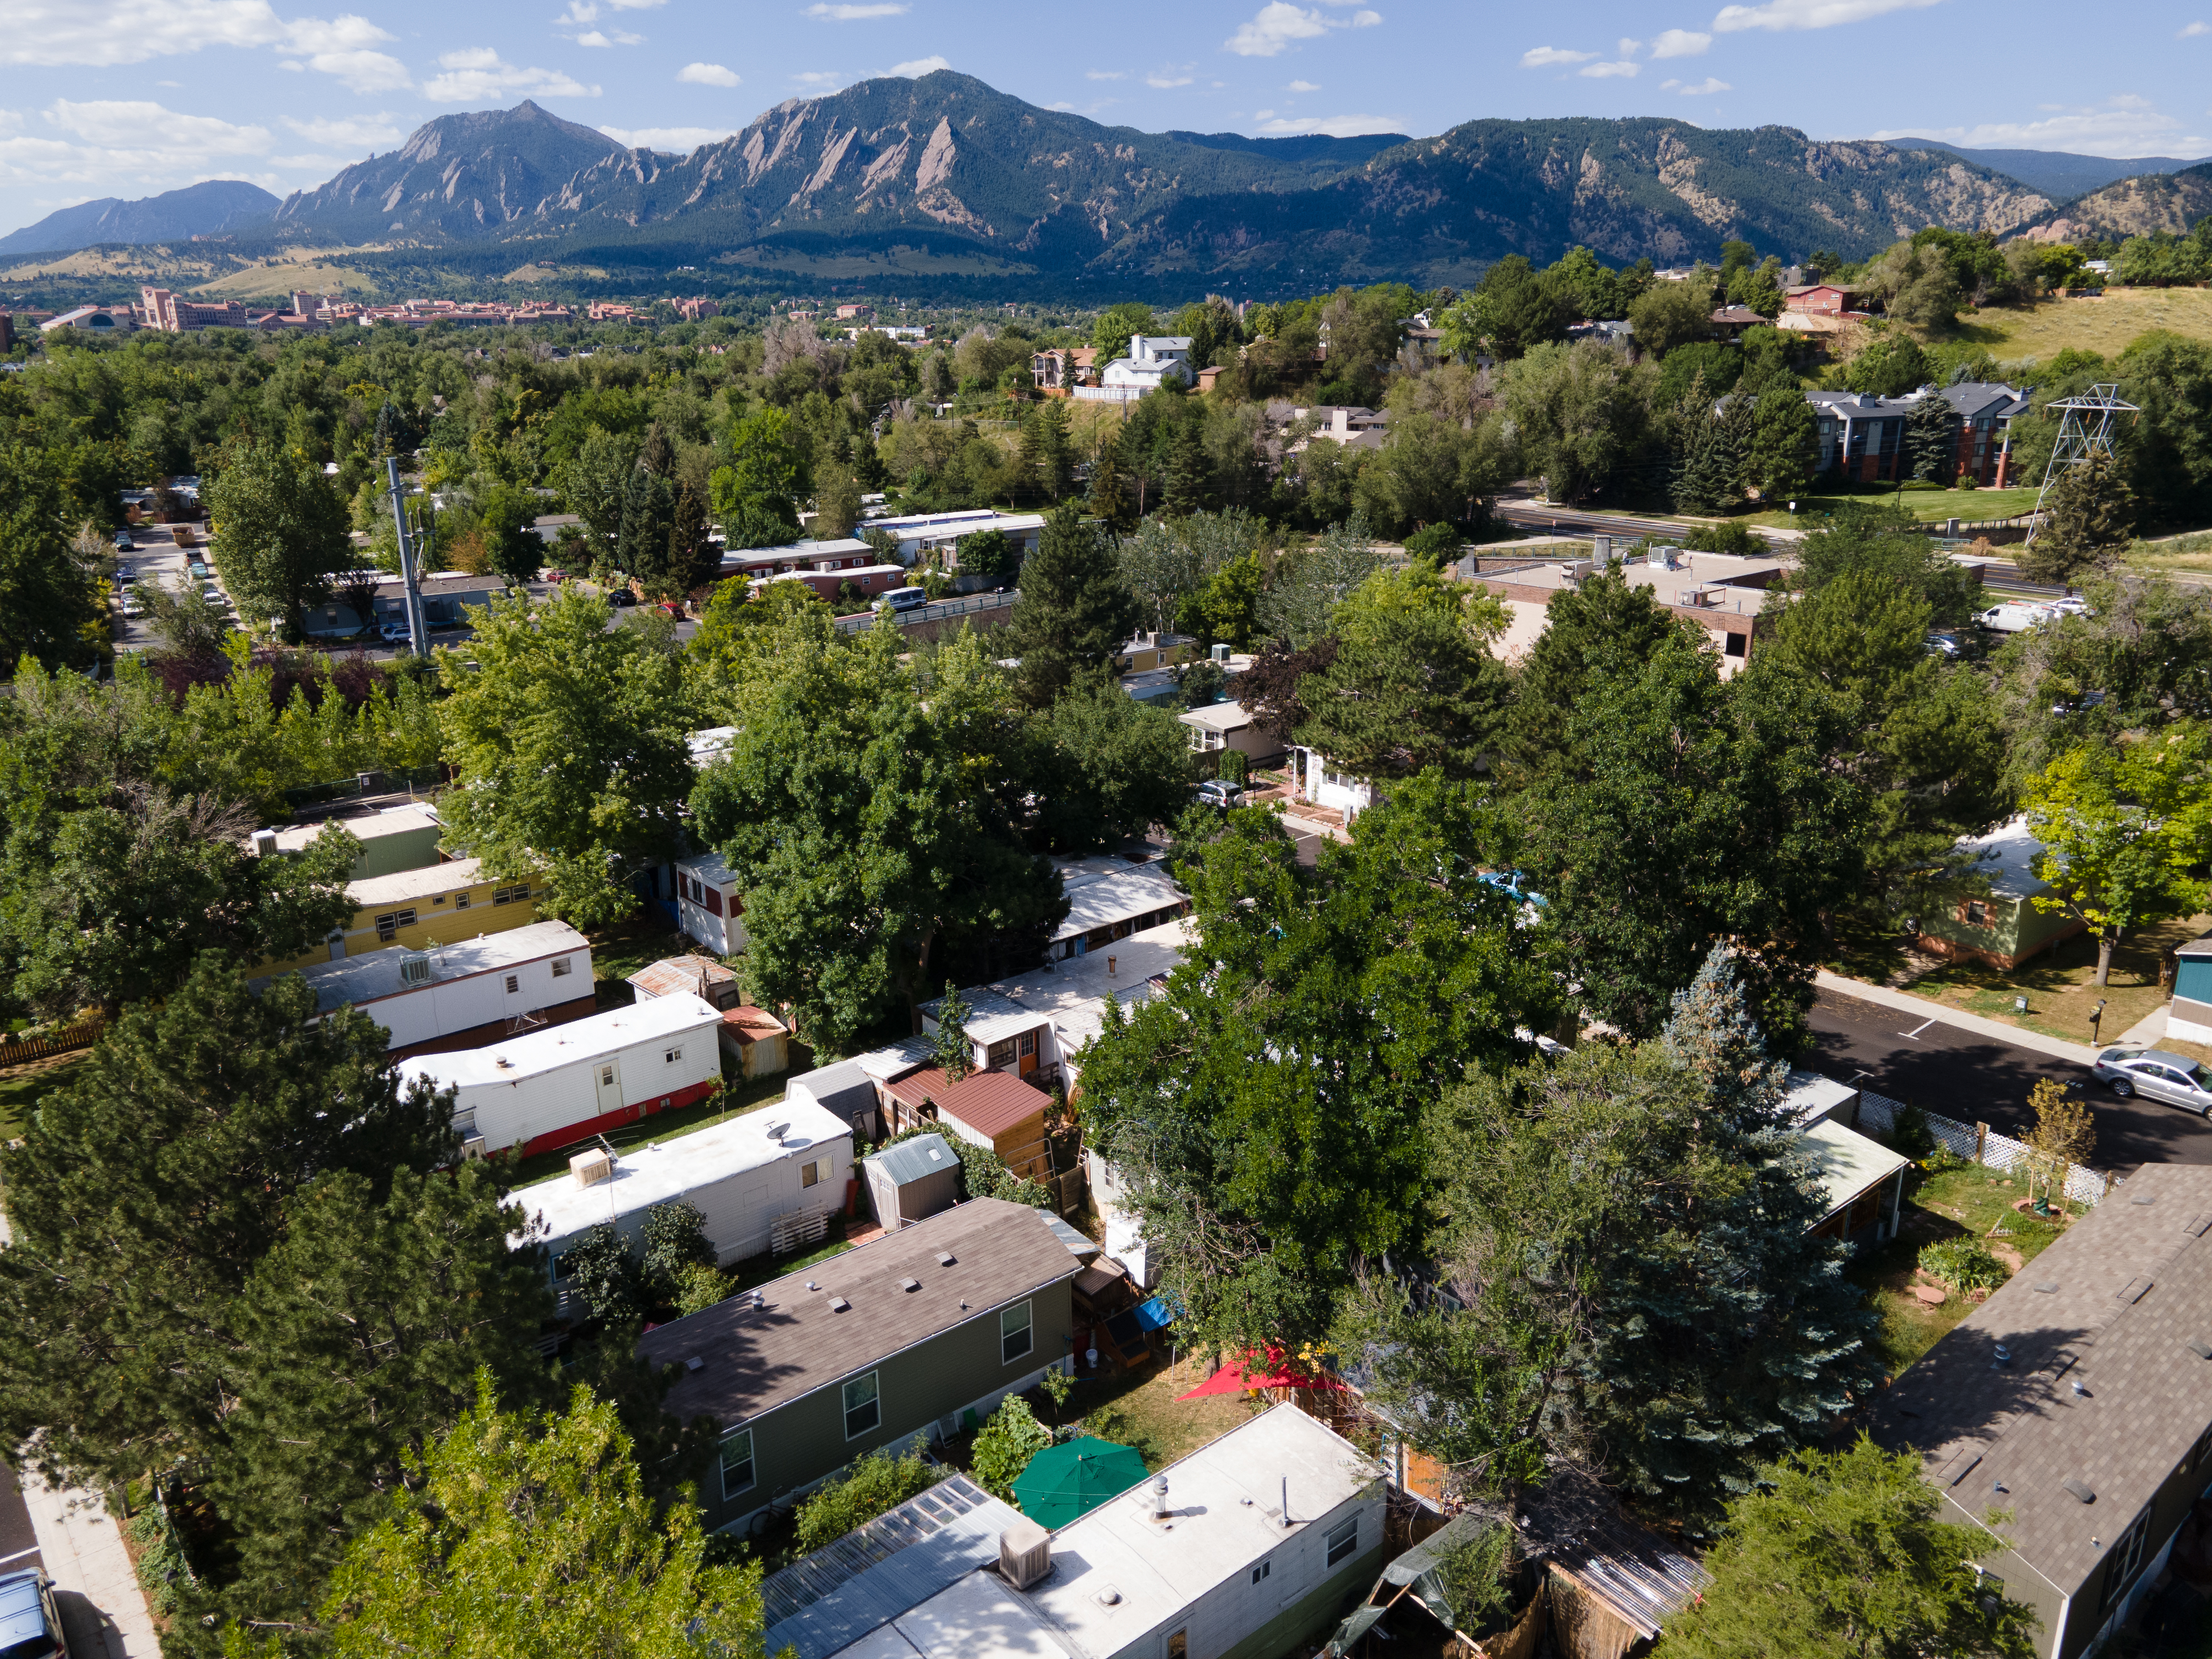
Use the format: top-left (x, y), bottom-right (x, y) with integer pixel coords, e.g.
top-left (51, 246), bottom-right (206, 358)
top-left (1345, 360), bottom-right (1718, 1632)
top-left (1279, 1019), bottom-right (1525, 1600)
top-left (884, 1066), bottom-right (1053, 1180)
top-left (863, 1132), bottom-right (962, 1229)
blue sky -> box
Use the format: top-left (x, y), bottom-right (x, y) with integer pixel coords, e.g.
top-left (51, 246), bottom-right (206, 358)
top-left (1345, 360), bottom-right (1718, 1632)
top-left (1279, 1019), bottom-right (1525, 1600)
top-left (4, 0), bottom-right (2212, 238)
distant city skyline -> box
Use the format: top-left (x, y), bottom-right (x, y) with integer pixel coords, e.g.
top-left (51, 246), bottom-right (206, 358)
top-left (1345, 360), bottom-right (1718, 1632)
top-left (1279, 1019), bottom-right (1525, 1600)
top-left (2, 0), bottom-right (2210, 240)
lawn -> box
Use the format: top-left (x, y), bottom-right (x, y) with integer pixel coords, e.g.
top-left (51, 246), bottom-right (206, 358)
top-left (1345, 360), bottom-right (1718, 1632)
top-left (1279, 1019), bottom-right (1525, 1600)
top-left (1830, 911), bottom-right (2212, 1053)
top-left (1849, 1159), bottom-right (2074, 1379)
top-left (0, 1053), bottom-right (84, 1145)
top-left (1947, 285), bottom-right (2212, 364)
top-left (1741, 484), bottom-right (2043, 533)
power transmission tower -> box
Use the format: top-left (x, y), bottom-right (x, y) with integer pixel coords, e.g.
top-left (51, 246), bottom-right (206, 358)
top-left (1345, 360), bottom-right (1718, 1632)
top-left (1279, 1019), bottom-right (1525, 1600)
top-left (2025, 383), bottom-right (2138, 545)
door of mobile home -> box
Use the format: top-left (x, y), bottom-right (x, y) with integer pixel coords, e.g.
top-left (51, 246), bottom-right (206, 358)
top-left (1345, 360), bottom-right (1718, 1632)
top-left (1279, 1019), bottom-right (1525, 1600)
top-left (594, 1057), bottom-right (624, 1115)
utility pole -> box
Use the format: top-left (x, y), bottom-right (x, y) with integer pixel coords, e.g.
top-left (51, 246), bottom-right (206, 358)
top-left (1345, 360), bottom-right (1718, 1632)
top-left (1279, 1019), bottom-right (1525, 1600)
top-left (384, 457), bottom-right (428, 658)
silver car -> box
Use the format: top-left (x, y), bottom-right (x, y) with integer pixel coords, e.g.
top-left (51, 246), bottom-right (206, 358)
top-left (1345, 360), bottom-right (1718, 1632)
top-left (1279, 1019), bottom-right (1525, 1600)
top-left (2093, 1047), bottom-right (2212, 1112)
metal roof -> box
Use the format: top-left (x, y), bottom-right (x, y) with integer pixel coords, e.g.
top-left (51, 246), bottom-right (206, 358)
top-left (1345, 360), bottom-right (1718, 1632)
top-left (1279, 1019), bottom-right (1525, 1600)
top-left (405, 993), bottom-right (721, 1089)
top-left (1521, 1475), bottom-right (1709, 1641)
top-left (1797, 1118), bottom-right (1912, 1221)
top-left (865, 1133), bottom-right (959, 1187)
top-left (761, 1476), bottom-right (1020, 1659)
top-left (248, 919), bottom-right (590, 1015)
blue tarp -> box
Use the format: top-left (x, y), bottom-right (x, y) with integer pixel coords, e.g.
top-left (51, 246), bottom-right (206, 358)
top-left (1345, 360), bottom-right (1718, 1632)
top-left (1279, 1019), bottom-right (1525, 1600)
top-left (1131, 1296), bottom-right (1176, 1332)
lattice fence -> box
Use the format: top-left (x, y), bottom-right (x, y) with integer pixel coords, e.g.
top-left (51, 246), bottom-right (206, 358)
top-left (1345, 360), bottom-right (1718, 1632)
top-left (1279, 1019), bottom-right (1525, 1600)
top-left (1855, 1090), bottom-right (2111, 1208)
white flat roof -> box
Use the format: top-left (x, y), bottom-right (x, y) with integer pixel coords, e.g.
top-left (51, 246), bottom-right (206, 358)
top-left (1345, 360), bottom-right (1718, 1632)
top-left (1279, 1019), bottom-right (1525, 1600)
top-left (260, 802), bottom-right (440, 854)
top-left (1954, 814), bottom-right (2052, 901)
top-left (1177, 701), bottom-right (1255, 733)
top-left (512, 1098), bottom-right (852, 1237)
top-left (923, 921), bottom-right (1191, 1048)
top-left (249, 919), bottom-right (589, 1014)
top-left (1053, 868), bottom-right (1185, 943)
top-left (348, 855), bottom-right (484, 907)
top-left (676, 849), bottom-right (738, 887)
top-left (1798, 1118), bottom-right (1911, 1218)
top-left (1784, 1069), bottom-right (1859, 1128)
top-left (408, 992), bottom-right (721, 1089)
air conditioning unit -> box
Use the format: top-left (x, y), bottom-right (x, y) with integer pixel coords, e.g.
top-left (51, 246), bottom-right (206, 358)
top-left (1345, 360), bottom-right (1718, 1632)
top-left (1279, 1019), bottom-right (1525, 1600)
top-left (1000, 1520), bottom-right (1052, 1590)
top-left (251, 828), bottom-right (278, 858)
top-left (461, 1136), bottom-right (487, 1160)
top-left (571, 1147), bottom-right (614, 1187)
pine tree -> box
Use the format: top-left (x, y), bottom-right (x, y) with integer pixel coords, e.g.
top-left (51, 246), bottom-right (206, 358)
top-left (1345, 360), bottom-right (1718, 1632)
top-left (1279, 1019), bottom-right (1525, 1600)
top-left (1165, 421), bottom-right (1209, 516)
top-left (1087, 442), bottom-right (1126, 529)
top-left (664, 481), bottom-right (715, 599)
top-left (1671, 403), bottom-right (1738, 514)
top-left (1035, 398), bottom-right (1074, 500)
top-left (999, 502), bottom-right (1141, 706)
top-left (1015, 410), bottom-right (1047, 506)
top-left (1749, 389), bottom-right (1816, 500)
top-left (618, 468), bottom-right (674, 589)
top-left (2021, 451), bottom-right (2135, 585)
top-left (638, 420), bottom-right (675, 479)
top-left (1905, 392), bottom-right (1957, 482)
top-left (931, 980), bottom-right (975, 1082)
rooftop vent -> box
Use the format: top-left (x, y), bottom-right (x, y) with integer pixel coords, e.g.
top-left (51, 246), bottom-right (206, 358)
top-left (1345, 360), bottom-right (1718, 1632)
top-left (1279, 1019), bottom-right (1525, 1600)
top-left (2189, 1340), bottom-right (2212, 1360)
top-left (570, 1147), bottom-right (613, 1188)
top-left (2034, 1281), bottom-right (2059, 1293)
top-left (684, 1355), bottom-right (705, 1373)
top-left (936, 1251), bottom-right (956, 1266)
top-left (494, 1056), bottom-right (512, 1069)
top-left (1095, 1587), bottom-right (1122, 1607)
top-left (899, 1277), bottom-right (921, 1293)
top-left (1000, 1520), bottom-right (1051, 1590)
top-left (2118, 1276), bottom-right (2154, 1304)
top-left (1150, 1475), bottom-right (1171, 1520)
top-left (2185, 1213), bottom-right (2212, 1238)
top-left (828, 1296), bottom-right (850, 1312)
top-left (2132, 1193), bottom-right (2158, 1206)
top-left (2063, 1479), bottom-right (2096, 1504)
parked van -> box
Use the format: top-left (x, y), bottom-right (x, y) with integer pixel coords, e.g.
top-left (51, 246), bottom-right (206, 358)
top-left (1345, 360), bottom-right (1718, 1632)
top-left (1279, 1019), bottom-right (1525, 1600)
top-left (1976, 601), bottom-right (2054, 634)
top-left (876, 586), bottom-right (929, 613)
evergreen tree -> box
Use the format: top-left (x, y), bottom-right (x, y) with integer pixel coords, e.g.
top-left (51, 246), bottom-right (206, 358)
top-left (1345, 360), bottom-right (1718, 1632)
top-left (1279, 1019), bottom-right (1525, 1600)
top-left (1905, 393), bottom-right (1957, 482)
top-left (373, 400), bottom-right (399, 459)
top-left (1016, 409), bottom-right (1047, 506)
top-left (1165, 421), bottom-right (1210, 516)
top-left (1505, 565), bottom-right (1688, 772)
top-left (664, 480), bottom-right (716, 599)
top-left (1670, 378), bottom-right (1739, 514)
top-left (1749, 389), bottom-right (1817, 500)
top-left (1035, 398), bottom-right (1074, 500)
top-left (999, 503), bottom-right (1141, 707)
top-left (2021, 451), bottom-right (2135, 585)
top-left (1087, 442), bottom-right (1127, 530)
top-left (638, 420), bottom-right (675, 479)
top-left (617, 468), bottom-right (675, 591)
top-left (931, 980), bottom-right (975, 1081)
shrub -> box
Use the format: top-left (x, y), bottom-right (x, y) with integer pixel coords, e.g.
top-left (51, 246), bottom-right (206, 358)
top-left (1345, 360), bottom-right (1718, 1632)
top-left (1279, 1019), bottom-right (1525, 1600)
top-left (972, 1394), bottom-right (1054, 1501)
top-left (559, 1222), bottom-right (644, 1323)
top-left (1434, 1522), bottom-right (1519, 1635)
top-left (673, 1260), bottom-right (730, 1317)
top-left (795, 1450), bottom-right (943, 1553)
top-left (1885, 1102), bottom-right (1937, 1161)
top-left (640, 1199), bottom-right (716, 1303)
top-left (1218, 749), bottom-right (1248, 786)
top-left (1402, 522), bottom-right (1466, 565)
top-left (1919, 1239), bottom-right (2006, 1294)
top-left (1682, 519), bottom-right (1762, 555)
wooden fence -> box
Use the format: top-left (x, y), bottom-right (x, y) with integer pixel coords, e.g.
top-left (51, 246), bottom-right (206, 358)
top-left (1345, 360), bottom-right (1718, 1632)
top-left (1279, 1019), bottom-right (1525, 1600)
top-left (0, 1016), bottom-right (106, 1065)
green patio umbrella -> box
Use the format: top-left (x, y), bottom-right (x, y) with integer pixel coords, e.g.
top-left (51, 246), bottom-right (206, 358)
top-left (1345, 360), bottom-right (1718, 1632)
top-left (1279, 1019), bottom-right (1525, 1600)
top-left (1010, 1437), bottom-right (1151, 1528)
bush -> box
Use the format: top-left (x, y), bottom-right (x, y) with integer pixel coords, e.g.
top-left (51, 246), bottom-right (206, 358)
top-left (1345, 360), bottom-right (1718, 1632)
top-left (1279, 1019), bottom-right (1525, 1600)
top-left (559, 1223), bottom-right (644, 1323)
top-left (1919, 1239), bottom-right (2006, 1294)
top-left (795, 1449), bottom-right (944, 1553)
top-left (1682, 519), bottom-right (1762, 555)
top-left (1434, 1522), bottom-right (1520, 1635)
top-left (972, 1394), bottom-right (1054, 1501)
top-left (1886, 1102), bottom-right (1937, 1161)
top-left (640, 1199), bottom-right (716, 1304)
top-left (1402, 522), bottom-right (1467, 565)
top-left (673, 1260), bottom-right (730, 1317)
top-left (1218, 749), bottom-right (1248, 786)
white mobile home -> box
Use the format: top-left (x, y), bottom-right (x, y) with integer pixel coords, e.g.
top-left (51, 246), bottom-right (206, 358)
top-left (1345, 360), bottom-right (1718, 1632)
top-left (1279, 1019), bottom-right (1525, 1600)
top-left (408, 993), bottom-right (723, 1159)
top-left (248, 919), bottom-right (596, 1057)
top-left (519, 1100), bottom-right (853, 1312)
top-left (675, 851), bottom-right (748, 956)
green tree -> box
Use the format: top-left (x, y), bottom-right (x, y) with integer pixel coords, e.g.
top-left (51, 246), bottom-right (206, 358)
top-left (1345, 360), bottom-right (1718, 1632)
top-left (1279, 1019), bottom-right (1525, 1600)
top-left (1077, 776), bottom-right (1560, 1350)
top-left (1293, 564), bottom-right (1510, 785)
top-left (1657, 1438), bottom-right (2038, 1659)
top-left (0, 443), bottom-right (105, 674)
top-left (638, 1199), bottom-right (717, 1306)
top-left (1505, 566), bottom-right (1690, 772)
top-left (1750, 389), bottom-right (1817, 500)
top-left (931, 980), bottom-right (976, 1082)
top-left (1176, 551), bottom-right (1264, 648)
top-left (1034, 397), bottom-right (1074, 499)
top-left (204, 441), bottom-right (352, 639)
top-left (1627, 271), bottom-right (1719, 357)
top-left (999, 503), bottom-right (1140, 708)
top-left (554, 427), bottom-right (638, 575)
top-left (0, 955), bottom-right (457, 1497)
top-left (711, 407), bottom-right (810, 549)
top-left (813, 458), bottom-right (863, 539)
top-left (1030, 679), bottom-right (1194, 852)
top-left (618, 467), bottom-right (676, 592)
top-left (665, 480), bottom-right (717, 599)
top-left (476, 484), bottom-right (544, 586)
top-left (1904, 393), bottom-right (1956, 483)
top-left (436, 587), bottom-right (694, 928)
top-left (1092, 302), bottom-right (1157, 368)
top-left (957, 528), bottom-right (1019, 580)
top-left (1437, 258), bottom-right (1569, 361)
top-left (971, 1394), bottom-right (1055, 1503)
top-left (1498, 341), bottom-right (1661, 505)
top-left (2022, 728), bottom-right (2210, 987)
top-left (1339, 949), bottom-right (1881, 1516)
top-left (1844, 333), bottom-right (1931, 399)
top-left (316, 1375), bottom-right (769, 1659)
top-left (2020, 452), bottom-right (2135, 586)
top-left (690, 618), bottom-right (1066, 1048)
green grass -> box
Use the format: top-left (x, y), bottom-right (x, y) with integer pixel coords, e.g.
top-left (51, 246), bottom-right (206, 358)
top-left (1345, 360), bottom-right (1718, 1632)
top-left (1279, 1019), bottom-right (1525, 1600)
top-left (1742, 485), bottom-right (2042, 533)
top-left (0, 1054), bottom-right (84, 1145)
top-left (1849, 1159), bottom-right (2074, 1379)
top-left (729, 1220), bottom-right (863, 1293)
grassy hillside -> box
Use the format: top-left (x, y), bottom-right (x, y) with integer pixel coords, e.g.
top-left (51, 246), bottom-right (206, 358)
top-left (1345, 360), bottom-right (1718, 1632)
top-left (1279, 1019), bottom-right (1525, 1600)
top-left (2015, 163), bottom-right (2212, 243)
top-left (1952, 286), bottom-right (2212, 361)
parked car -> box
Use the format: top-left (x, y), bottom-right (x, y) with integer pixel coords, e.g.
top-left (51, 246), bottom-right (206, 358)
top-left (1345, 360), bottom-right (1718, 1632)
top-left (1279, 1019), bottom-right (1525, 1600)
top-left (0, 1567), bottom-right (67, 1659)
top-left (875, 586), bottom-right (929, 613)
top-left (187, 562), bottom-right (208, 580)
top-left (1194, 779), bottom-right (1245, 808)
top-left (2049, 596), bottom-right (2094, 616)
top-left (2093, 1047), bottom-right (2212, 1112)
top-left (112, 529), bottom-right (134, 551)
top-left (1924, 631), bottom-right (1962, 659)
top-left (2051, 690), bottom-right (2109, 717)
top-left (119, 593), bottom-right (143, 618)
top-left (605, 587), bottom-right (637, 608)
top-left (379, 622), bottom-right (411, 643)
top-left (1977, 601), bottom-right (2056, 634)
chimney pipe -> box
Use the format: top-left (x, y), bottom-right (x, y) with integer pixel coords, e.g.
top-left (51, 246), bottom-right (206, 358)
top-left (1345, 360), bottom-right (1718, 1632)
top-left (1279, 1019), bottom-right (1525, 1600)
top-left (1107, 954), bottom-right (1117, 977)
top-left (1281, 1475), bottom-right (1292, 1528)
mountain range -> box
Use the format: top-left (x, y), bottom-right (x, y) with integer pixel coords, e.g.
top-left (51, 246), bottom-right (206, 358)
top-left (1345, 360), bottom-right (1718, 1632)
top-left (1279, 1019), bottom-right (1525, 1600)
top-left (1, 74), bottom-right (2167, 293)
top-left (0, 180), bottom-right (279, 258)
top-left (2013, 163), bottom-right (2212, 245)
top-left (1881, 140), bottom-right (2210, 205)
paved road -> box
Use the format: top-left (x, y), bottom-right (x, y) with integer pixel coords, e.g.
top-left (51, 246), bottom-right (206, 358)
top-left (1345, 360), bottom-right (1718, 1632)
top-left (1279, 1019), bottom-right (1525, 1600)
top-left (1803, 988), bottom-right (2212, 1172)
top-left (0, 1462), bottom-right (43, 1580)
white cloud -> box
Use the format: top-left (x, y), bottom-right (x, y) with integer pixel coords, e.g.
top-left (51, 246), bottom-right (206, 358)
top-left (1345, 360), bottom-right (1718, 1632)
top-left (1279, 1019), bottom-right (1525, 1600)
top-left (1147, 65), bottom-right (1196, 87)
top-left (422, 48), bottom-right (600, 102)
top-left (276, 14), bottom-right (409, 91)
top-left (1047, 100), bottom-right (1076, 111)
top-left (1618, 36), bottom-right (1644, 54)
top-left (1869, 97), bottom-right (2204, 158)
top-left (1520, 45), bottom-right (1596, 66)
top-left (1351, 9), bottom-right (1380, 20)
top-left (791, 70), bottom-right (843, 85)
top-left (598, 124), bottom-right (728, 151)
top-left (805, 1), bottom-right (906, 15)
top-left (1086, 70), bottom-right (1125, 80)
top-left (1714, 0), bottom-right (1942, 31)
top-left (1651, 27), bottom-right (1711, 55)
top-left (559, 1), bottom-right (599, 18)
top-left (1668, 76), bottom-right (1731, 93)
top-left (1228, 3), bottom-right (1329, 55)
top-left (0, 97), bottom-right (347, 206)
top-left (282, 112), bottom-right (403, 147)
top-left (0, 4), bottom-right (415, 95)
top-left (888, 55), bottom-right (950, 75)
top-left (1256, 112), bottom-right (1404, 137)
top-left (1287, 79), bottom-right (1319, 91)
top-left (603, 0), bottom-right (666, 8)
top-left (44, 99), bottom-right (267, 153)
top-left (2184, 19), bottom-right (2210, 35)
top-left (1580, 59), bottom-right (1640, 77)
top-left (677, 61), bottom-right (739, 86)
top-left (573, 28), bottom-right (643, 45)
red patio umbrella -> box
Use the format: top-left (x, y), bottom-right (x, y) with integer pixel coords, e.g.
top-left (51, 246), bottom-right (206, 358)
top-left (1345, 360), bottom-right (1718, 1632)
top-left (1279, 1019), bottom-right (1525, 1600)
top-left (1175, 1345), bottom-right (1346, 1401)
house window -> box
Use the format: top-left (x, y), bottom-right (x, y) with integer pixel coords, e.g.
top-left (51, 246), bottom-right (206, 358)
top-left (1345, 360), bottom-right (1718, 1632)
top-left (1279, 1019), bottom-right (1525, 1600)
top-left (1166, 1632), bottom-right (1187, 1659)
top-left (2100, 1504), bottom-right (2153, 1614)
top-left (1966, 901), bottom-right (1989, 926)
top-left (599, 1065), bottom-right (615, 1088)
top-left (719, 1428), bottom-right (755, 1500)
top-left (453, 1107), bottom-right (476, 1136)
top-left (1251, 1561), bottom-right (1271, 1585)
top-left (842, 1371), bottom-right (880, 1439)
top-left (665, 1046), bottom-right (683, 1065)
top-left (1325, 1514), bottom-right (1359, 1568)
top-left (987, 1039), bottom-right (1016, 1070)
top-left (1019, 1032), bottom-right (1036, 1058)
top-left (453, 891), bottom-right (470, 910)
top-left (493, 884), bottom-right (531, 906)
top-left (374, 907), bottom-right (416, 941)
top-left (802, 1157), bottom-right (832, 1188)
top-left (504, 974), bottom-right (520, 994)
top-left (1724, 633), bottom-right (1747, 659)
top-left (1001, 1300), bottom-right (1033, 1364)
top-left (551, 957), bottom-right (573, 978)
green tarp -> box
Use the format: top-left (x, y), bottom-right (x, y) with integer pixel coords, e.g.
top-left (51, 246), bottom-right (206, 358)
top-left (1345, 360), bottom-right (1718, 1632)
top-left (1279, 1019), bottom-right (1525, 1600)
top-left (1009, 1437), bottom-right (1149, 1529)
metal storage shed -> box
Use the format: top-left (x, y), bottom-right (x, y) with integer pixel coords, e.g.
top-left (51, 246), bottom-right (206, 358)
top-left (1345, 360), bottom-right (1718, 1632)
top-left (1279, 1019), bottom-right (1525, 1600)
top-left (863, 1133), bottom-right (961, 1229)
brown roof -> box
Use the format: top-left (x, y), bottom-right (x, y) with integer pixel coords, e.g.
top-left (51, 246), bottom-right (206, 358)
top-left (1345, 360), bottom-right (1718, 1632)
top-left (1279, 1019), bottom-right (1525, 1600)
top-left (721, 1004), bottom-right (786, 1043)
top-left (1870, 1163), bottom-right (2212, 1596)
top-left (1710, 305), bottom-right (1766, 325)
top-left (636, 1198), bottom-right (1079, 1428)
top-left (629, 956), bottom-right (737, 1001)
top-left (884, 1067), bottom-right (1052, 1139)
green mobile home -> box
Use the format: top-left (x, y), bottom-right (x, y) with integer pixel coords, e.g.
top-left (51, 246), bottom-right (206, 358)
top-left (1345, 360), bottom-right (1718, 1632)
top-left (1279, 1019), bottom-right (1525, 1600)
top-left (635, 1197), bottom-right (1082, 1533)
top-left (1914, 817), bottom-right (2083, 971)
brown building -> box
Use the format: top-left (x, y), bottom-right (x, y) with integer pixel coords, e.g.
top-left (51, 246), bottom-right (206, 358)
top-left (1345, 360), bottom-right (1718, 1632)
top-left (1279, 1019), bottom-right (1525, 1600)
top-left (1871, 1162), bottom-right (2212, 1659)
top-left (1469, 546), bottom-right (1783, 677)
top-left (883, 1067), bottom-right (1055, 1180)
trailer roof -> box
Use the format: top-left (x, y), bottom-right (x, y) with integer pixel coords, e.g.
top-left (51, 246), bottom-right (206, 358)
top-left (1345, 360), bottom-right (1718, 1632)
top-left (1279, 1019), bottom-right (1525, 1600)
top-left (406, 992), bottom-right (722, 1089)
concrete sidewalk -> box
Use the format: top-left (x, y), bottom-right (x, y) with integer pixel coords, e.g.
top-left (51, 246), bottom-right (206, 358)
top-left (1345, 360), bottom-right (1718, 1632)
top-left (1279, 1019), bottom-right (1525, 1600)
top-left (1813, 971), bottom-right (2103, 1066)
top-left (20, 1474), bottom-right (160, 1659)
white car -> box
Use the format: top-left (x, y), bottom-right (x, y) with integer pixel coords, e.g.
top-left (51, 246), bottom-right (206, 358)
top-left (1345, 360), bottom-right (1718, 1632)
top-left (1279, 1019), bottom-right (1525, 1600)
top-left (1977, 601), bottom-right (2056, 634)
top-left (2093, 1047), bottom-right (2212, 1113)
